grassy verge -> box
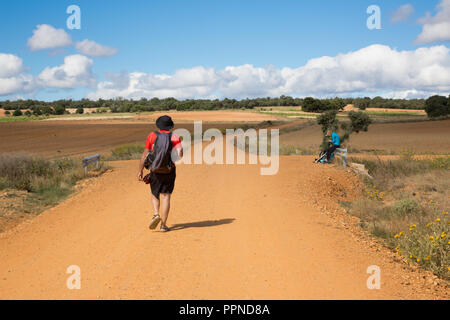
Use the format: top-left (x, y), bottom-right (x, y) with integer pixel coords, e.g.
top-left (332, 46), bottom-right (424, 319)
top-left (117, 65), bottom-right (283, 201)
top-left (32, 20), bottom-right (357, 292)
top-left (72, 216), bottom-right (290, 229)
top-left (0, 115), bottom-right (49, 122)
top-left (346, 154), bottom-right (449, 280)
top-left (106, 144), bottom-right (145, 161)
top-left (0, 153), bottom-right (109, 229)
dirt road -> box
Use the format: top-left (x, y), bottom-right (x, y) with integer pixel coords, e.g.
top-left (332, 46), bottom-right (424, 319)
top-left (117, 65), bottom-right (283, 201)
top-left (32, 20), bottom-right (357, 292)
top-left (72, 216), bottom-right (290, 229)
top-left (0, 157), bottom-right (446, 299)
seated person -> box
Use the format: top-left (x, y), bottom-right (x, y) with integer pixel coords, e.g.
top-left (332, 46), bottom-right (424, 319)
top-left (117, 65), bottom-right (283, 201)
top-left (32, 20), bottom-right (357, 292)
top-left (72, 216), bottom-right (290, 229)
top-left (324, 129), bottom-right (340, 162)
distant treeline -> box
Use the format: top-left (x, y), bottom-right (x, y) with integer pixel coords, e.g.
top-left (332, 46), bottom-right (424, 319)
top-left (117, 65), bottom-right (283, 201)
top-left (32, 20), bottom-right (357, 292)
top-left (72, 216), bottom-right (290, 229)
top-left (0, 96), bottom-right (431, 114)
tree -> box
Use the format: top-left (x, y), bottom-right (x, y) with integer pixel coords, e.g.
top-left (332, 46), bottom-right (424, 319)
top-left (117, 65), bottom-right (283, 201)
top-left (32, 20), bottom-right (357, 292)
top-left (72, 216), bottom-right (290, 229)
top-left (354, 97), bottom-right (371, 110)
top-left (317, 110), bottom-right (340, 149)
top-left (54, 105), bottom-right (66, 115)
top-left (347, 111), bottom-right (372, 133)
top-left (425, 95), bottom-right (449, 118)
top-left (317, 110), bottom-right (339, 134)
top-left (317, 110), bottom-right (372, 149)
top-left (32, 107), bottom-right (42, 116)
top-left (302, 97), bottom-right (325, 112)
top-left (328, 98), bottom-right (346, 111)
top-left (46, 107), bottom-right (54, 115)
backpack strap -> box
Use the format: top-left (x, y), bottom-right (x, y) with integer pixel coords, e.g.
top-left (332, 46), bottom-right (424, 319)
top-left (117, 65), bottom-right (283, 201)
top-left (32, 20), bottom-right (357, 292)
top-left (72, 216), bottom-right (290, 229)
top-left (153, 131), bottom-right (173, 151)
top-left (152, 131), bottom-right (160, 151)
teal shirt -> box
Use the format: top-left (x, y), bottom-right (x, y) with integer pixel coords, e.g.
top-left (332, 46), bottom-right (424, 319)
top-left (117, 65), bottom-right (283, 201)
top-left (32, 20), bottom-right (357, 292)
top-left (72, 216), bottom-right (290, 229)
top-left (331, 132), bottom-right (340, 146)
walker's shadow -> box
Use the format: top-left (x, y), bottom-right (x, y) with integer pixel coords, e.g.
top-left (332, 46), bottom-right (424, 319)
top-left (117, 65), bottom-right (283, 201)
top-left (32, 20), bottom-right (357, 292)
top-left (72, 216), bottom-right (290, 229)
top-left (170, 218), bottom-right (235, 231)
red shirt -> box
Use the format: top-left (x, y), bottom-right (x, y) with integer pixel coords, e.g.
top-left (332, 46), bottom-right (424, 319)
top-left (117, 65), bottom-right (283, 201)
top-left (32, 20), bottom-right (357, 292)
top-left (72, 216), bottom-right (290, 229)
top-left (145, 130), bottom-right (182, 151)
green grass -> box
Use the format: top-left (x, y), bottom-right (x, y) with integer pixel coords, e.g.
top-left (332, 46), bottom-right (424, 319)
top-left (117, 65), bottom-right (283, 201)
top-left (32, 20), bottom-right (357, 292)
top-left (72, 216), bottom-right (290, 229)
top-left (0, 115), bottom-right (48, 122)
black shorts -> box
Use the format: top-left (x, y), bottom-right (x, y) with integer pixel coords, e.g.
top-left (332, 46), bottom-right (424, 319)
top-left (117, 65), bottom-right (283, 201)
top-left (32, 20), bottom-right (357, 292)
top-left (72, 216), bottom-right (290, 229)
top-left (149, 168), bottom-right (176, 198)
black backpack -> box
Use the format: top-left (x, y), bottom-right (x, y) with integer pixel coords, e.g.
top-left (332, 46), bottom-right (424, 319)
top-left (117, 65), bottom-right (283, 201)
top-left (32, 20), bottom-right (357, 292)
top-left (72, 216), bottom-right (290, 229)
top-left (144, 131), bottom-right (174, 174)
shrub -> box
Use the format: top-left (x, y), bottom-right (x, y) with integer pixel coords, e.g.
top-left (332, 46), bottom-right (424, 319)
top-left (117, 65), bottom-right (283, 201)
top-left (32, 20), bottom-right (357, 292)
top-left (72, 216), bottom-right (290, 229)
top-left (4, 110), bottom-right (10, 115)
top-left (393, 212), bottom-right (449, 280)
top-left (347, 111), bottom-right (372, 133)
top-left (392, 198), bottom-right (420, 217)
top-left (76, 107), bottom-right (84, 114)
top-left (54, 105), bottom-right (66, 115)
top-left (12, 108), bottom-right (23, 116)
top-left (425, 95), bottom-right (449, 118)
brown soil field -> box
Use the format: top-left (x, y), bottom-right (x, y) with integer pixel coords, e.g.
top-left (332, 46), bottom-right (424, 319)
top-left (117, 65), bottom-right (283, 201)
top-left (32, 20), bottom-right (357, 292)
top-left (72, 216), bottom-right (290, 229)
top-left (0, 157), bottom-right (447, 299)
top-left (136, 111), bottom-right (277, 122)
top-left (281, 119), bottom-right (450, 154)
top-left (0, 120), bottom-right (244, 158)
top-left (343, 105), bottom-right (425, 114)
top-left (2, 118), bottom-right (448, 158)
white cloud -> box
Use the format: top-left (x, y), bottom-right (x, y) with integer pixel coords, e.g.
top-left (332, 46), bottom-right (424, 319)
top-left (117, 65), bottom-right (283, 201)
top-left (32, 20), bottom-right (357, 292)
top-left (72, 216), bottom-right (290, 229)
top-left (0, 54), bottom-right (25, 78)
top-left (0, 53), bottom-right (35, 96)
top-left (38, 54), bottom-right (96, 89)
top-left (416, 0), bottom-right (450, 44)
top-left (27, 24), bottom-right (72, 51)
top-left (75, 39), bottom-right (118, 57)
top-left (391, 4), bottom-right (414, 23)
top-left (87, 44), bottom-right (450, 100)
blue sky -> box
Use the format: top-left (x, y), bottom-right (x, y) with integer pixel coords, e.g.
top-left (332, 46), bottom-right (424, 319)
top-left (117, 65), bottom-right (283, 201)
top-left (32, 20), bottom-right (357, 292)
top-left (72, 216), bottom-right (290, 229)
top-left (0, 0), bottom-right (449, 101)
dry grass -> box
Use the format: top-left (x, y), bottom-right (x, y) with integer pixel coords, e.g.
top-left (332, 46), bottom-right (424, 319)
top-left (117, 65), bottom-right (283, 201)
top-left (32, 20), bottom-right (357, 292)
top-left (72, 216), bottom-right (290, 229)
top-left (107, 144), bottom-right (145, 160)
top-left (348, 155), bottom-right (449, 279)
top-left (0, 153), bottom-right (108, 231)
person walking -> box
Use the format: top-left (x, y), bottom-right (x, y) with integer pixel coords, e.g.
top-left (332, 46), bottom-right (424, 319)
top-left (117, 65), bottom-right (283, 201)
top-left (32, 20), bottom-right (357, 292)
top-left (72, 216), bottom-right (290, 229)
top-left (138, 115), bottom-right (183, 232)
